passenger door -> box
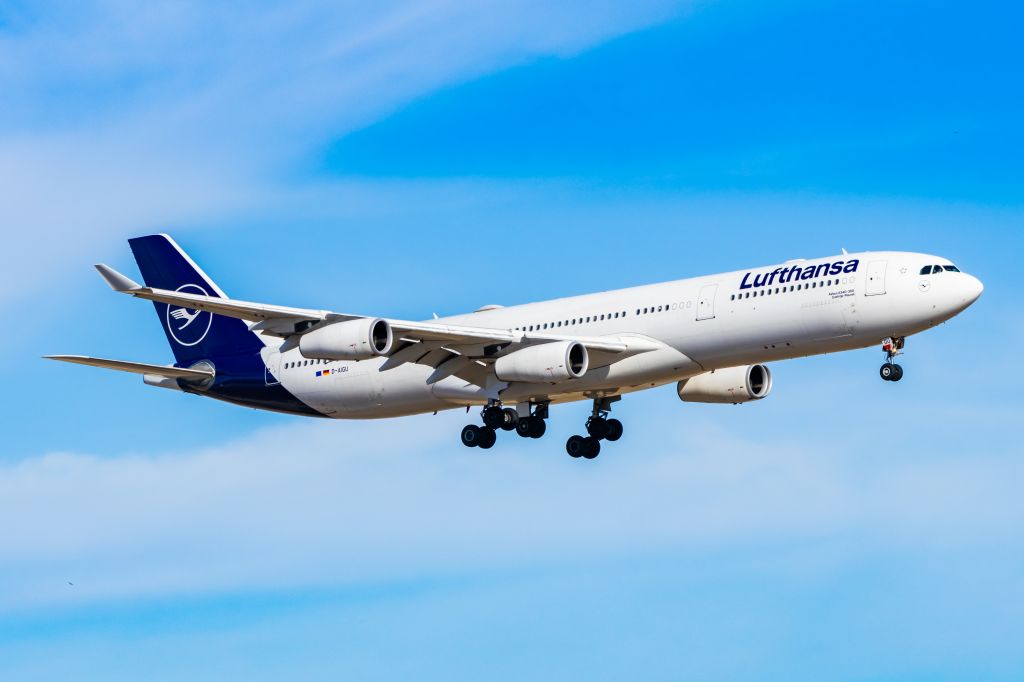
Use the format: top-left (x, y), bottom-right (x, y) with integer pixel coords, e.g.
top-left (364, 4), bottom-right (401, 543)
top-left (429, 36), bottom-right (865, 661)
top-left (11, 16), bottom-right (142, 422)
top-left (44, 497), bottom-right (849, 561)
top-left (697, 284), bottom-right (718, 321)
top-left (866, 260), bottom-right (887, 296)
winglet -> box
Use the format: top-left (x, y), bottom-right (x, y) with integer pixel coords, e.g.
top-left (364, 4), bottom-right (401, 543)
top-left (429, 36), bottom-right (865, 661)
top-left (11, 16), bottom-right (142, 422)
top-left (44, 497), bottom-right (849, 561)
top-left (94, 264), bottom-right (142, 292)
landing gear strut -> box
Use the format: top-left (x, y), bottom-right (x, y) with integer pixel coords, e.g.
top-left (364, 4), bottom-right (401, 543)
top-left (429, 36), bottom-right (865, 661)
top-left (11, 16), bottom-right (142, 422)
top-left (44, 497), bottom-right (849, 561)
top-left (566, 396), bottom-right (622, 459)
top-left (879, 337), bottom-right (906, 382)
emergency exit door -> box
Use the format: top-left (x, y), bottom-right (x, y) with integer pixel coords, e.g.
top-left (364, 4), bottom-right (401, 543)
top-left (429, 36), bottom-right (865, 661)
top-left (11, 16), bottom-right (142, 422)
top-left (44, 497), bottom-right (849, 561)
top-left (697, 284), bottom-right (718, 321)
top-left (866, 260), bottom-right (887, 296)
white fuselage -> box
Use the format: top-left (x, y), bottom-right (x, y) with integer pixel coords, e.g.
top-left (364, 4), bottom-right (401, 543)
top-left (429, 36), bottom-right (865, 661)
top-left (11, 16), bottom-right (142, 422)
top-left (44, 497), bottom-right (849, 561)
top-left (267, 251), bottom-right (983, 418)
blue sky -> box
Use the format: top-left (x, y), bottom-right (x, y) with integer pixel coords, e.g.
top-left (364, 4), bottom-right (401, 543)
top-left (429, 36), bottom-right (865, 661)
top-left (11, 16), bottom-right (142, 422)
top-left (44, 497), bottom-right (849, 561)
top-left (2, 1), bottom-right (1023, 679)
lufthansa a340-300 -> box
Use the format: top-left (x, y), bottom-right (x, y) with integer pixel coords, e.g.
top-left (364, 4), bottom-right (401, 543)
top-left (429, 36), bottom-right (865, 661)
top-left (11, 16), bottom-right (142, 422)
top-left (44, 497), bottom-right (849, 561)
top-left (49, 235), bottom-right (983, 460)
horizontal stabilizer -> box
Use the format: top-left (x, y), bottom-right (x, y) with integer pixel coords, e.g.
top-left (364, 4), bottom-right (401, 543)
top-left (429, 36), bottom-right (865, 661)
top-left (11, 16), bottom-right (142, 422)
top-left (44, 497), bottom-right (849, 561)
top-left (94, 264), bottom-right (142, 292)
top-left (43, 355), bottom-right (214, 380)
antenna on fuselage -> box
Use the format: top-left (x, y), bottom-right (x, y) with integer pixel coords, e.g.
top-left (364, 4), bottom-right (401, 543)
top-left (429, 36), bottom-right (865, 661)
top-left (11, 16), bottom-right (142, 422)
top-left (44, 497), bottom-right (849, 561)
top-left (841, 248), bottom-right (849, 255)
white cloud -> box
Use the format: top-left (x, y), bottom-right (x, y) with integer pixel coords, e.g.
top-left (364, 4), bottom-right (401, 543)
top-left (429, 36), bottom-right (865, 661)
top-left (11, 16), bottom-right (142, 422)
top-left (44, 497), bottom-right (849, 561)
top-left (3, 403), bottom-right (1020, 614)
top-left (0, 0), bottom-right (685, 303)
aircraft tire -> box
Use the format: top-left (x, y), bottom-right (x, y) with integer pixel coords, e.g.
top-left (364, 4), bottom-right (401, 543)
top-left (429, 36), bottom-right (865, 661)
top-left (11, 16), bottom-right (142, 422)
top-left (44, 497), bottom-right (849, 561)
top-left (566, 435), bottom-right (586, 458)
top-left (482, 407), bottom-right (504, 430)
top-left (604, 419), bottom-right (623, 442)
top-left (586, 418), bottom-right (609, 440)
top-left (461, 425), bottom-right (481, 447)
top-left (477, 427), bottom-right (497, 449)
top-left (500, 408), bottom-right (519, 431)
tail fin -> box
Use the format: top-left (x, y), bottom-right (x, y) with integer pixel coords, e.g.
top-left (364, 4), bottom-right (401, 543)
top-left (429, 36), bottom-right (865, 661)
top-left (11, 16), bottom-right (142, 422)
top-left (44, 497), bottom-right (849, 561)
top-left (128, 234), bottom-right (264, 365)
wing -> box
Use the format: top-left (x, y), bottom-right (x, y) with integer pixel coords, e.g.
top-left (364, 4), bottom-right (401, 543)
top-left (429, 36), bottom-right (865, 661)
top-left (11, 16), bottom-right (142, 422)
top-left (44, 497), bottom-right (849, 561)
top-left (93, 264), bottom-right (663, 380)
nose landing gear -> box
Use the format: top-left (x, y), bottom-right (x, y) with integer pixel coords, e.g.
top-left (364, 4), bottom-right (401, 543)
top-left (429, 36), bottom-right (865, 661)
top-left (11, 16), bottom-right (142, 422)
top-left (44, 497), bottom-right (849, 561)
top-left (565, 396), bottom-right (623, 459)
top-left (880, 336), bottom-right (905, 382)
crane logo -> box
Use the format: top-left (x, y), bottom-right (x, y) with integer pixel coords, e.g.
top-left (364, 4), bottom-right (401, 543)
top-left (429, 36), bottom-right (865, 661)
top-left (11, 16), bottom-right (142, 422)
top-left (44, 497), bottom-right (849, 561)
top-left (165, 284), bottom-right (214, 347)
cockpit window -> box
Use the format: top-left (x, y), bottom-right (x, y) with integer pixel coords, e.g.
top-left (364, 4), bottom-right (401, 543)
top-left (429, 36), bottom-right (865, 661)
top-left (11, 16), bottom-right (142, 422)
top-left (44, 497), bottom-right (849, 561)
top-left (920, 266), bottom-right (931, 275)
top-left (944, 265), bottom-right (961, 272)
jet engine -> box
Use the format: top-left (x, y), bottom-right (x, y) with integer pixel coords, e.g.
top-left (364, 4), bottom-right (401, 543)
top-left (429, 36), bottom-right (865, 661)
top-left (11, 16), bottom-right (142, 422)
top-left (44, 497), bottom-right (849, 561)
top-left (494, 341), bottom-right (589, 383)
top-left (677, 364), bottom-right (772, 404)
top-left (299, 318), bottom-right (394, 361)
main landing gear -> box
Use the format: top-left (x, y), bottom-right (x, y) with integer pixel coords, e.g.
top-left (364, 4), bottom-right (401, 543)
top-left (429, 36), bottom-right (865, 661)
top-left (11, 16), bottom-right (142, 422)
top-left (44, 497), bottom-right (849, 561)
top-left (879, 336), bottom-right (906, 382)
top-left (565, 397), bottom-right (623, 460)
top-left (460, 398), bottom-right (625, 460)
top-left (461, 403), bottom-right (547, 450)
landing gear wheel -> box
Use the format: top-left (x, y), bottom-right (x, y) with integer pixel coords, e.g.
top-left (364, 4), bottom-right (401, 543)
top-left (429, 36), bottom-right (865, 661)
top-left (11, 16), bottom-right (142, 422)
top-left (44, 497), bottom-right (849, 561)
top-left (604, 418), bottom-right (623, 442)
top-left (586, 417), bottom-right (609, 440)
top-left (581, 437), bottom-right (601, 459)
top-left (461, 425), bottom-right (482, 447)
top-left (477, 427), bottom-right (497, 450)
top-left (482, 406), bottom-right (505, 430)
top-left (566, 435), bottom-right (586, 458)
top-left (515, 417), bottom-right (547, 439)
top-left (880, 337), bottom-right (906, 383)
top-left (500, 408), bottom-right (518, 431)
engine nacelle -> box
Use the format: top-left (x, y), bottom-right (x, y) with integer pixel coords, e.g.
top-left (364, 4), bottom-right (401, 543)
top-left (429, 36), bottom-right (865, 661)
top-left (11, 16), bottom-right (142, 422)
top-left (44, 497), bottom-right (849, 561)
top-left (494, 341), bottom-right (589, 383)
top-left (677, 364), bottom-right (772, 404)
top-left (299, 318), bottom-right (394, 361)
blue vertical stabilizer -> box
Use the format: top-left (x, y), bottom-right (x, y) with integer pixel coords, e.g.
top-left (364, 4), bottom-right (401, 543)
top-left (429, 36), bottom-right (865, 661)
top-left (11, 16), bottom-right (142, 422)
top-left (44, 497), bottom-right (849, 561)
top-left (128, 234), bottom-right (264, 366)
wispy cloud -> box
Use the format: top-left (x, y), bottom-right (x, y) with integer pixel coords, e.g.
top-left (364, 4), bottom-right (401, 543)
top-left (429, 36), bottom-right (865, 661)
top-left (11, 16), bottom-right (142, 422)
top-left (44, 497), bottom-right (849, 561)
top-left (3, 402), bottom-right (1019, 614)
top-left (0, 0), bottom-right (685, 303)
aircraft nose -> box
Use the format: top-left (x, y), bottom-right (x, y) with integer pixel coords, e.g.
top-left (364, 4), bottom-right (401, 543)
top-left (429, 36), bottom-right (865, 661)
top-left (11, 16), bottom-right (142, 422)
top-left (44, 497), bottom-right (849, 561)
top-left (963, 274), bottom-right (984, 305)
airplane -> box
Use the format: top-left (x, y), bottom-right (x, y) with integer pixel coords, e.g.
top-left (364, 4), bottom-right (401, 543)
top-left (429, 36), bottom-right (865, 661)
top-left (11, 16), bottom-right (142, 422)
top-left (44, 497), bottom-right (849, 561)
top-left (47, 234), bottom-right (983, 459)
